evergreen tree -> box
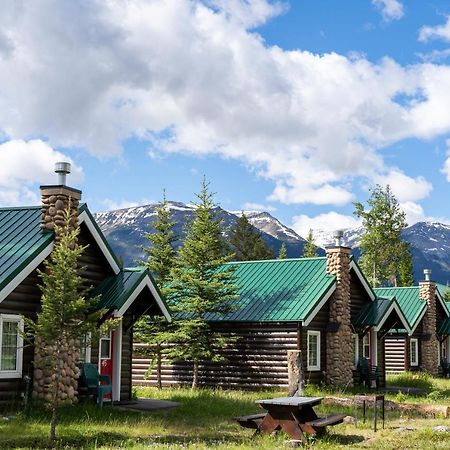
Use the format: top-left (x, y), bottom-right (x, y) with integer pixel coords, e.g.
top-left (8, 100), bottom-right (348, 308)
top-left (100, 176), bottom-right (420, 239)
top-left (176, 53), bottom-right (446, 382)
top-left (135, 192), bottom-right (177, 389)
top-left (303, 229), bottom-right (318, 257)
top-left (27, 208), bottom-right (110, 441)
top-left (278, 242), bottom-right (287, 259)
top-left (168, 179), bottom-right (238, 388)
top-left (354, 185), bottom-right (414, 287)
top-left (229, 213), bottom-right (275, 261)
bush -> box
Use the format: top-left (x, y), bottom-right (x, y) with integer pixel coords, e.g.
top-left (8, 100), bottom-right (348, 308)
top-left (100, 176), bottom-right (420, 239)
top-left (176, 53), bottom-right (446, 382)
top-left (386, 372), bottom-right (434, 392)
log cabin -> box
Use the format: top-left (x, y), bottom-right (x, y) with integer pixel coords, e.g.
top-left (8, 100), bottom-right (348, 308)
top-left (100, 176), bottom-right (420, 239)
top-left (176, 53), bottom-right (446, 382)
top-left (0, 164), bottom-right (171, 408)
top-left (133, 240), bottom-right (410, 389)
top-left (375, 275), bottom-right (450, 375)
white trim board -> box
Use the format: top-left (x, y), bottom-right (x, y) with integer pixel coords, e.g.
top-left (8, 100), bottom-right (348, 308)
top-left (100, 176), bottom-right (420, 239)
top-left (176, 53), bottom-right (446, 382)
top-left (350, 260), bottom-right (376, 301)
top-left (410, 305), bottom-right (428, 336)
top-left (78, 210), bottom-right (120, 275)
top-left (376, 301), bottom-right (412, 335)
top-left (436, 289), bottom-right (450, 318)
top-left (0, 243), bottom-right (54, 305)
top-left (114, 276), bottom-right (171, 322)
top-left (112, 322), bottom-right (122, 402)
top-left (303, 284), bottom-right (336, 327)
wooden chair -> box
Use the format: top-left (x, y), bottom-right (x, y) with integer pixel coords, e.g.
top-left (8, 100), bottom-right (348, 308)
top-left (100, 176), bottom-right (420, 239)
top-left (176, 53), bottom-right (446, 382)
top-left (79, 363), bottom-right (112, 407)
top-left (356, 358), bottom-right (380, 389)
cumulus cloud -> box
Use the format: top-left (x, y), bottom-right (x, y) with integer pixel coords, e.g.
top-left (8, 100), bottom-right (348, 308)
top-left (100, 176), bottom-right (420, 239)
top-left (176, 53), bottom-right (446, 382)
top-left (0, 1), bottom-right (448, 206)
top-left (371, 169), bottom-right (433, 202)
top-left (419, 16), bottom-right (450, 43)
top-left (291, 211), bottom-right (362, 238)
top-left (372, 0), bottom-right (404, 22)
top-left (0, 139), bottom-right (83, 206)
top-left (442, 139), bottom-right (450, 182)
top-left (241, 201), bottom-right (277, 212)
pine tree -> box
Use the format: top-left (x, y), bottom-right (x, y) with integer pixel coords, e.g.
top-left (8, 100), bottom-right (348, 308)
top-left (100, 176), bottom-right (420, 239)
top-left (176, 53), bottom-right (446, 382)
top-left (27, 208), bottom-right (110, 441)
top-left (168, 179), bottom-right (238, 388)
top-left (135, 192), bottom-right (177, 389)
top-left (354, 185), bottom-right (414, 287)
top-left (229, 213), bottom-right (274, 261)
top-left (303, 229), bottom-right (318, 257)
top-left (278, 242), bottom-right (287, 259)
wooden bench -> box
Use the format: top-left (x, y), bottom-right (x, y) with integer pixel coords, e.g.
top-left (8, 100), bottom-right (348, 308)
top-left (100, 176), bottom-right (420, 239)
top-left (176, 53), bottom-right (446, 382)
top-left (303, 414), bottom-right (345, 435)
top-left (234, 413), bottom-right (266, 429)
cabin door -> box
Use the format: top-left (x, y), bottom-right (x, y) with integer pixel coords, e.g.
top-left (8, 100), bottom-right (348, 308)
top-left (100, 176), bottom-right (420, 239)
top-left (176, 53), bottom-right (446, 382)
top-left (99, 331), bottom-right (113, 400)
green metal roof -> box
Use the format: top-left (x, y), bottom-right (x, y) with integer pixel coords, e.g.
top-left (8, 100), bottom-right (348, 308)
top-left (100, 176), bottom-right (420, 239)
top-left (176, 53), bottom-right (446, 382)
top-left (438, 317), bottom-right (450, 336)
top-left (207, 257), bottom-right (336, 323)
top-left (373, 286), bottom-right (426, 330)
top-left (354, 297), bottom-right (394, 328)
top-left (0, 206), bottom-right (54, 293)
top-left (437, 284), bottom-right (450, 314)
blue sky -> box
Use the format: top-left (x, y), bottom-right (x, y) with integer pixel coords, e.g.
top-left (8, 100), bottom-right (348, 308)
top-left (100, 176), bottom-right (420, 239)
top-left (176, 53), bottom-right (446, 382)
top-left (1, 0), bottom-right (450, 236)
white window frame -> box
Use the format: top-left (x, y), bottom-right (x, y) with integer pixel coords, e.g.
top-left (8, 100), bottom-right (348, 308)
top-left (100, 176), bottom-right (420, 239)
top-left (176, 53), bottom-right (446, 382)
top-left (362, 333), bottom-right (370, 360)
top-left (0, 314), bottom-right (24, 379)
top-left (352, 334), bottom-right (359, 369)
top-left (307, 330), bottom-right (321, 371)
top-left (410, 338), bottom-right (419, 367)
top-left (78, 333), bottom-right (92, 364)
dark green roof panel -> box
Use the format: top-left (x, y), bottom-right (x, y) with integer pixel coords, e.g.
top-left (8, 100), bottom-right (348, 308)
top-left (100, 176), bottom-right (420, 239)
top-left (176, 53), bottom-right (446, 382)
top-left (374, 287), bottom-right (425, 329)
top-left (437, 284), bottom-right (450, 314)
top-left (354, 297), bottom-right (393, 327)
top-left (207, 258), bottom-right (336, 323)
top-left (439, 317), bottom-right (450, 336)
top-left (0, 207), bottom-right (54, 292)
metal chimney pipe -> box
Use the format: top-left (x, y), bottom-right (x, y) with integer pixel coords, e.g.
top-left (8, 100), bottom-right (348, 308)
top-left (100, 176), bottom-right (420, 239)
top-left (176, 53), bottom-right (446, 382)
top-left (424, 269), bottom-right (432, 282)
top-left (333, 230), bottom-right (344, 247)
top-left (54, 162), bottom-right (71, 185)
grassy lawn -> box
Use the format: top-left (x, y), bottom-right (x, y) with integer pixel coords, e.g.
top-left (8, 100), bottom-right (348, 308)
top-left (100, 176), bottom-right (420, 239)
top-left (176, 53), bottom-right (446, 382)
top-left (0, 379), bottom-right (449, 449)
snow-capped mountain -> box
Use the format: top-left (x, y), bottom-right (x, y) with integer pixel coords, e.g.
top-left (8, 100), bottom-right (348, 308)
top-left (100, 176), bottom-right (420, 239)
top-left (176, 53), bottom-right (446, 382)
top-left (93, 202), bottom-right (450, 284)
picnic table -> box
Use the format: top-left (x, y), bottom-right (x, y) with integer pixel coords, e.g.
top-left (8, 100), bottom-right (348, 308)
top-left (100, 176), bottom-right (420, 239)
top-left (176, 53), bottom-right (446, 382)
top-left (235, 396), bottom-right (345, 443)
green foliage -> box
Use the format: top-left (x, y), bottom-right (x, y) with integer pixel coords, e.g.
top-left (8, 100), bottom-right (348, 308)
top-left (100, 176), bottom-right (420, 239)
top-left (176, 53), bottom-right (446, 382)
top-left (278, 242), bottom-right (287, 259)
top-left (354, 185), bottom-right (413, 287)
top-left (136, 192), bottom-right (177, 388)
top-left (386, 371), bottom-right (434, 392)
top-left (25, 207), bottom-right (112, 440)
top-left (229, 213), bottom-right (274, 261)
top-left (168, 179), bottom-right (239, 388)
top-left (303, 229), bottom-right (318, 257)
top-left (444, 288), bottom-right (450, 303)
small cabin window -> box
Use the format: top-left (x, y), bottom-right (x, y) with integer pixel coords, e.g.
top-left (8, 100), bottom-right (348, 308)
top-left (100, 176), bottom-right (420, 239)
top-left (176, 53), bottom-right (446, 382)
top-left (78, 333), bottom-right (91, 364)
top-left (307, 331), bottom-right (321, 371)
top-left (363, 334), bottom-right (370, 359)
top-left (0, 314), bottom-right (23, 378)
top-left (410, 338), bottom-right (419, 366)
top-left (352, 334), bottom-right (359, 368)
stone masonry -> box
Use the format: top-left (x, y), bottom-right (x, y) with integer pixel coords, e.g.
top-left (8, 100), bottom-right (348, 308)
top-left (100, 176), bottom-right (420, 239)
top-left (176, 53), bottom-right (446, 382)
top-left (33, 184), bottom-right (83, 404)
top-left (325, 246), bottom-right (354, 387)
top-left (419, 279), bottom-right (439, 376)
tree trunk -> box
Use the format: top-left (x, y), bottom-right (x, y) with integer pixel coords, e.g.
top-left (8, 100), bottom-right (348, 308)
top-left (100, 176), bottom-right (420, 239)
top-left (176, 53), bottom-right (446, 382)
top-left (192, 359), bottom-right (199, 389)
top-left (50, 407), bottom-right (58, 441)
top-left (156, 346), bottom-right (162, 390)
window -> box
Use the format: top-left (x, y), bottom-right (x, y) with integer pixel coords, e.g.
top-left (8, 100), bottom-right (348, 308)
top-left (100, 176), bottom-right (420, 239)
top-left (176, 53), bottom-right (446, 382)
top-left (78, 333), bottom-right (91, 364)
top-left (307, 331), bottom-right (320, 371)
top-left (0, 314), bottom-right (24, 379)
top-left (352, 334), bottom-right (359, 368)
top-left (100, 333), bottom-right (111, 359)
top-left (362, 334), bottom-right (370, 359)
top-left (410, 338), bottom-right (419, 366)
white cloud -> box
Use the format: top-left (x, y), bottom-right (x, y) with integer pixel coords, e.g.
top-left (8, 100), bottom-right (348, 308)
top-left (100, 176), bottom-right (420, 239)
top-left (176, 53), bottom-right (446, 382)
top-left (0, 1), bottom-right (449, 206)
top-left (372, 0), bottom-right (404, 22)
top-left (442, 139), bottom-right (450, 182)
top-left (291, 211), bottom-right (361, 238)
top-left (419, 16), bottom-right (450, 43)
top-left (241, 201), bottom-right (277, 212)
top-left (0, 139), bottom-right (83, 206)
top-left (371, 169), bottom-right (433, 202)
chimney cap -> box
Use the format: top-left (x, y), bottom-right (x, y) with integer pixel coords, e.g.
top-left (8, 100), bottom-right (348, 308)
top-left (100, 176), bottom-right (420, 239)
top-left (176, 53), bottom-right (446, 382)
top-left (55, 161), bottom-right (71, 175)
top-left (333, 230), bottom-right (344, 239)
top-left (424, 268), bottom-right (432, 281)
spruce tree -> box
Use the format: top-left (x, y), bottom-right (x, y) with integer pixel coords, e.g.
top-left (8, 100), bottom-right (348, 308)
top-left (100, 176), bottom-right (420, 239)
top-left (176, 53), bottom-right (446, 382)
top-left (229, 213), bottom-right (274, 261)
top-left (27, 208), bottom-right (109, 441)
top-left (354, 185), bottom-right (414, 287)
top-left (135, 192), bottom-right (177, 389)
top-left (303, 229), bottom-right (318, 257)
top-left (168, 179), bottom-right (238, 388)
top-left (278, 242), bottom-right (287, 259)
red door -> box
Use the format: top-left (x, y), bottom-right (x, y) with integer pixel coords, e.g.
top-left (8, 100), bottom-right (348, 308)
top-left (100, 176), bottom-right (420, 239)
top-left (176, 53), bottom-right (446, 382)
top-left (99, 332), bottom-right (113, 400)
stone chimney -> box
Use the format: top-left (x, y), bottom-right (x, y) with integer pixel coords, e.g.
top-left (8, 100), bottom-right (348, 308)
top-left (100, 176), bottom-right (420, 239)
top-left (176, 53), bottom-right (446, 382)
top-left (419, 269), bottom-right (439, 376)
top-left (325, 231), bottom-right (353, 387)
top-left (40, 162), bottom-right (81, 237)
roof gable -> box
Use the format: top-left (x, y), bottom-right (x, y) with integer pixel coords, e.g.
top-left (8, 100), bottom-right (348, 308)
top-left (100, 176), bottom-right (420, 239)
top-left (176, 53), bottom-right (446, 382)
top-left (208, 257), bottom-right (336, 323)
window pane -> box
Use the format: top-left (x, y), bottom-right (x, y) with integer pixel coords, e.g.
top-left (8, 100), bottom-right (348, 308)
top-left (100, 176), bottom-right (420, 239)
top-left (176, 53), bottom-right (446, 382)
top-left (1, 321), bottom-right (18, 371)
top-left (100, 339), bottom-right (110, 359)
top-left (308, 334), bottom-right (318, 367)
